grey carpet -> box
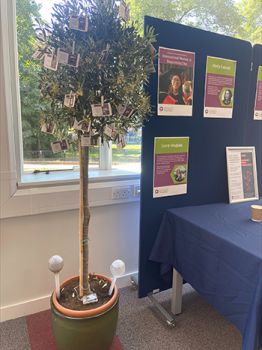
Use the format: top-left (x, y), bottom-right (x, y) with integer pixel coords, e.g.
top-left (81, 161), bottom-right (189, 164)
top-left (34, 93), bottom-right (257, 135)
top-left (0, 316), bottom-right (30, 350)
top-left (117, 284), bottom-right (242, 350)
top-left (0, 284), bottom-right (242, 350)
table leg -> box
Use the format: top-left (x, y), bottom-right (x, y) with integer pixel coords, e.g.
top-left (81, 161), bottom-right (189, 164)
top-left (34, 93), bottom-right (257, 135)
top-left (171, 268), bottom-right (183, 315)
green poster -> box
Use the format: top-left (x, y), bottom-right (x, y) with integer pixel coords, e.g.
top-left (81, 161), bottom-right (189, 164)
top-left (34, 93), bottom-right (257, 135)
top-left (254, 66), bottom-right (262, 120)
top-left (204, 56), bottom-right (237, 119)
top-left (153, 137), bottom-right (189, 198)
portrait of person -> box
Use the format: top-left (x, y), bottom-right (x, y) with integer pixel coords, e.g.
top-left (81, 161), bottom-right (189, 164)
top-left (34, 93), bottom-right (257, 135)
top-left (182, 81), bottom-right (192, 105)
top-left (162, 71), bottom-right (185, 105)
top-left (222, 89), bottom-right (233, 106)
top-left (174, 167), bottom-right (186, 182)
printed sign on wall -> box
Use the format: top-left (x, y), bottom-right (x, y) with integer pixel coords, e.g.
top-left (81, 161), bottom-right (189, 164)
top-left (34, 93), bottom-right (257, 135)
top-left (254, 66), bottom-right (262, 120)
top-left (204, 56), bottom-right (237, 119)
top-left (158, 47), bottom-right (195, 117)
top-left (153, 137), bottom-right (189, 198)
top-left (226, 147), bottom-right (259, 203)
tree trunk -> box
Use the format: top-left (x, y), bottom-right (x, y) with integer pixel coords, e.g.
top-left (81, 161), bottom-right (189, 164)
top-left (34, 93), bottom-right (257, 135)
top-left (79, 141), bottom-right (91, 298)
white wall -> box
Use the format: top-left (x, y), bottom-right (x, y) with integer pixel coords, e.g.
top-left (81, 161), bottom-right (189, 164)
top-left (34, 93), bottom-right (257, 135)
top-left (0, 202), bottom-right (140, 321)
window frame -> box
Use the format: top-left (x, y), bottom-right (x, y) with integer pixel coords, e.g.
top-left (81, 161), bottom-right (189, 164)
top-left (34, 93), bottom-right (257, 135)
top-left (0, 0), bottom-right (140, 219)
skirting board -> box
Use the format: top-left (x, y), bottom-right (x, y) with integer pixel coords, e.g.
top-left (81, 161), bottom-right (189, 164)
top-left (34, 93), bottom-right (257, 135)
top-left (0, 271), bottom-right (137, 322)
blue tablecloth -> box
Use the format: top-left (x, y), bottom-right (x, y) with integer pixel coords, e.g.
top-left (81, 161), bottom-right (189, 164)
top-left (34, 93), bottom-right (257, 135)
top-left (150, 200), bottom-right (262, 350)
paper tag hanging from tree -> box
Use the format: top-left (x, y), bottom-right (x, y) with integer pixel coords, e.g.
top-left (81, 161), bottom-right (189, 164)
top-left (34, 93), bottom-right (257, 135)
top-left (68, 53), bottom-right (80, 68)
top-left (69, 15), bottom-right (88, 32)
top-left (99, 44), bottom-right (110, 63)
top-left (51, 140), bottom-right (69, 153)
top-left (104, 125), bottom-right (113, 138)
top-left (81, 134), bottom-right (91, 147)
top-left (119, 1), bottom-right (130, 22)
top-left (91, 136), bottom-right (99, 146)
top-left (41, 121), bottom-right (56, 134)
top-left (78, 120), bottom-right (91, 132)
top-left (73, 118), bottom-right (79, 130)
top-left (57, 48), bottom-right (69, 64)
top-left (91, 103), bottom-right (112, 117)
top-left (57, 50), bottom-right (80, 68)
top-left (64, 92), bottom-right (76, 108)
top-left (117, 104), bottom-right (134, 118)
top-left (32, 50), bottom-right (45, 60)
top-left (117, 135), bottom-right (126, 149)
top-left (44, 53), bottom-right (58, 71)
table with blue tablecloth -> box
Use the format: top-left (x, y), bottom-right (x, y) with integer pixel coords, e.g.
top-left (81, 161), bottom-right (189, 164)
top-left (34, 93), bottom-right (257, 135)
top-left (150, 200), bottom-right (262, 350)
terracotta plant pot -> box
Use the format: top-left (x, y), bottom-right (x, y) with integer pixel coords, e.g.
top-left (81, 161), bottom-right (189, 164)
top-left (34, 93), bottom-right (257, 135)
top-left (51, 275), bottom-right (119, 350)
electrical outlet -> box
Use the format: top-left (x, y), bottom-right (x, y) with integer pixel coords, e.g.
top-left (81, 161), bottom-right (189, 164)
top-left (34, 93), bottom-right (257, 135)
top-left (112, 186), bottom-right (132, 200)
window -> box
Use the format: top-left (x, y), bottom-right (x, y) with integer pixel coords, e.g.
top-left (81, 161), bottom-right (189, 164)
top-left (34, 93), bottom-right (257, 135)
top-left (16, 0), bottom-right (141, 185)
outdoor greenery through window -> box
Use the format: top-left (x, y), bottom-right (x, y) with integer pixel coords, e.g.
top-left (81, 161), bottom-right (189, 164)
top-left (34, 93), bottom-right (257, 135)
top-left (16, 0), bottom-right (261, 179)
top-left (16, 0), bottom-right (142, 178)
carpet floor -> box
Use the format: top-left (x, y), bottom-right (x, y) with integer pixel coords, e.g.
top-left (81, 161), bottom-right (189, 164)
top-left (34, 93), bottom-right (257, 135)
top-left (1, 284), bottom-right (242, 350)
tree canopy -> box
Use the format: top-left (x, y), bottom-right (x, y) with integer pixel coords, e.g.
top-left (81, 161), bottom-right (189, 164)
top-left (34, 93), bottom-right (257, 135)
top-left (236, 0), bottom-right (262, 44)
top-left (16, 0), bottom-right (54, 156)
top-left (16, 0), bottom-right (261, 160)
top-left (128, 0), bottom-right (261, 43)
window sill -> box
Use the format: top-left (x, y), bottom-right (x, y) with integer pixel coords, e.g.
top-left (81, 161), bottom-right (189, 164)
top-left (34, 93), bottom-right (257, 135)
top-left (20, 166), bottom-right (141, 188)
top-left (1, 169), bottom-right (141, 219)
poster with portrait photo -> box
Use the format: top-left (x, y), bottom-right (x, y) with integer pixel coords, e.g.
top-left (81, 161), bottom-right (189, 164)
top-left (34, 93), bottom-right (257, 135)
top-left (254, 66), bottom-right (262, 120)
top-left (204, 56), bottom-right (237, 119)
top-left (153, 137), bottom-right (189, 198)
top-left (158, 47), bottom-right (195, 116)
top-left (226, 147), bottom-right (259, 203)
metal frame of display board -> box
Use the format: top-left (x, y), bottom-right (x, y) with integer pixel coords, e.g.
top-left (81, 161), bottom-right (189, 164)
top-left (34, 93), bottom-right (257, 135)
top-left (244, 44), bottom-right (262, 195)
top-left (138, 16), bottom-right (257, 309)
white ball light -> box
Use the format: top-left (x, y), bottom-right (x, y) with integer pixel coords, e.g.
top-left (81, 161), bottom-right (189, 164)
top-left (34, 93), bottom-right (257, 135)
top-left (48, 255), bottom-right (64, 273)
top-left (110, 259), bottom-right (125, 277)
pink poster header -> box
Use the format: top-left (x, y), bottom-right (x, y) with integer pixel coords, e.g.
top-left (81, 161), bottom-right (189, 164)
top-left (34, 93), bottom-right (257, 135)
top-left (159, 47), bottom-right (195, 67)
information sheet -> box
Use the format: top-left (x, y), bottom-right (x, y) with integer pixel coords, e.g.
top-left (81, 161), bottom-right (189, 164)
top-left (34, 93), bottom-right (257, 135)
top-left (226, 147), bottom-right (259, 203)
top-left (153, 137), bottom-right (189, 198)
top-left (254, 66), bottom-right (262, 120)
top-left (204, 56), bottom-right (237, 119)
top-left (158, 47), bottom-right (195, 116)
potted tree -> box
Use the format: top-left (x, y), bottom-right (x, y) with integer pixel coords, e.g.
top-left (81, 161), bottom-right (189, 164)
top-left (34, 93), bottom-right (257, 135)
top-left (34, 0), bottom-right (155, 349)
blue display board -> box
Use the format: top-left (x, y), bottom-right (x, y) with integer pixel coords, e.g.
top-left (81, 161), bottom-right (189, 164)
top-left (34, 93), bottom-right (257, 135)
top-left (244, 44), bottom-right (262, 195)
top-left (138, 16), bottom-right (260, 298)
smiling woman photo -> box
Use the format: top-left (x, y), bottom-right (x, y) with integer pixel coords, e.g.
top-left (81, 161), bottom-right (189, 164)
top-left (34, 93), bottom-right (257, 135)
top-left (162, 71), bottom-right (185, 105)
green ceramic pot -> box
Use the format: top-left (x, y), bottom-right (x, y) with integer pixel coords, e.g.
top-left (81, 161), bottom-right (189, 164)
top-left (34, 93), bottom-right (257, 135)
top-left (50, 276), bottom-right (119, 350)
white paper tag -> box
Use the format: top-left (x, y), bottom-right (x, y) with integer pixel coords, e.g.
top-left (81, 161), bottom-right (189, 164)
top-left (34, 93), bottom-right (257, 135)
top-left (81, 135), bottom-right (91, 146)
top-left (82, 293), bottom-right (98, 305)
top-left (44, 53), bottom-right (58, 71)
top-left (41, 122), bottom-right (56, 134)
top-left (64, 93), bottom-right (76, 108)
top-left (51, 140), bottom-right (69, 153)
top-left (32, 50), bottom-right (44, 60)
top-left (91, 103), bottom-right (112, 117)
top-left (104, 125), bottom-right (113, 137)
top-left (69, 16), bottom-right (88, 32)
top-left (119, 2), bottom-right (130, 21)
top-left (57, 49), bottom-right (69, 64)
